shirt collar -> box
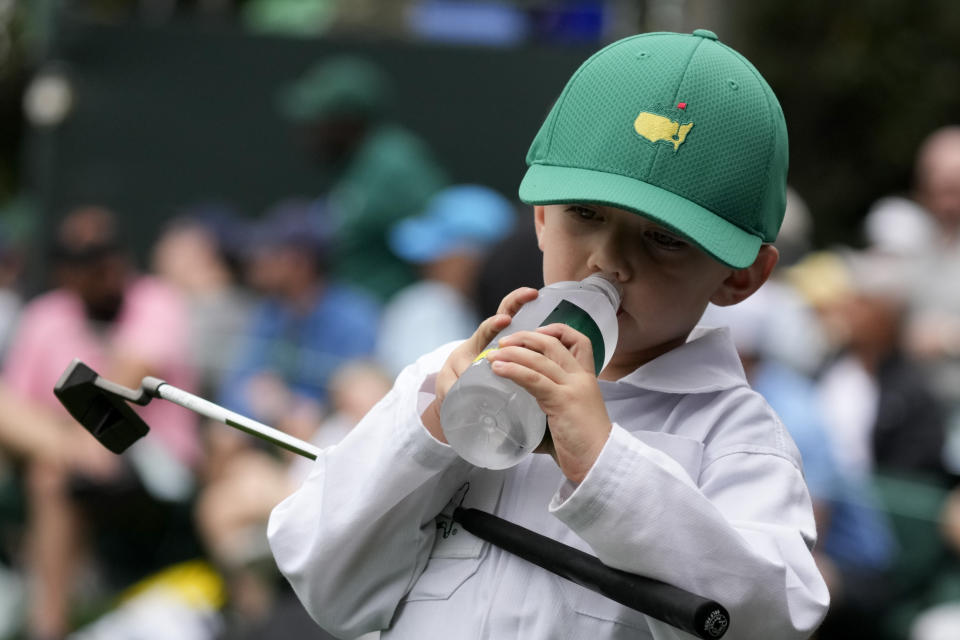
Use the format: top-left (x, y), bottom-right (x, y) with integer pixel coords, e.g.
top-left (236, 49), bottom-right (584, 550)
top-left (602, 326), bottom-right (748, 395)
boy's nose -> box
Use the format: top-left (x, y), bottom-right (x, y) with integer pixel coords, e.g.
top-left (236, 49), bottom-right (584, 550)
top-left (587, 236), bottom-right (632, 283)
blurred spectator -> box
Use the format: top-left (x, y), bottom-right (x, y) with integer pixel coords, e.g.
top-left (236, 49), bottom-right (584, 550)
top-left (0, 205), bottom-right (199, 639)
top-left (151, 208), bottom-right (256, 397)
top-left (376, 184), bottom-right (515, 376)
top-left (913, 126), bottom-right (960, 241)
top-left (0, 199), bottom-right (46, 636)
top-left (298, 359), bottom-right (392, 456)
top-left (783, 240), bottom-right (951, 630)
top-left (0, 384), bottom-right (98, 639)
top-left (913, 125), bottom-right (960, 622)
top-left (63, 559), bottom-right (225, 640)
top-left (473, 212), bottom-right (543, 320)
top-left (277, 55), bottom-right (446, 302)
top-left (200, 360), bottom-right (393, 567)
top-left (887, 126), bottom-right (960, 472)
top-left (196, 360), bottom-right (391, 640)
top-left (789, 249), bottom-right (948, 479)
top-left (863, 196), bottom-right (937, 258)
top-left (217, 199), bottom-right (380, 430)
top-left (748, 187), bottom-right (829, 376)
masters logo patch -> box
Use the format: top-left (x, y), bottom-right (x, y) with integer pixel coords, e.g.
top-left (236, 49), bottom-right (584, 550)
top-left (633, 111), bottom-right (694, 151)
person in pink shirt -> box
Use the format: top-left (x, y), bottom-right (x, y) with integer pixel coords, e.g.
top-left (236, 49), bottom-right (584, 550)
top-left (0, 205), bottom-right (199, 640)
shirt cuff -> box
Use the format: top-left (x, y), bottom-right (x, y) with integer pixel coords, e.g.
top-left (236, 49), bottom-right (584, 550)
top-left (548, 423), bottom-right (636, 529)
top-left (397, 370), bottom-right (460, 470)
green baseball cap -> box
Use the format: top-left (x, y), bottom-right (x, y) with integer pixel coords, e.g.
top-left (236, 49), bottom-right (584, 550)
top-left (518, 29), bottom-right (788, 268)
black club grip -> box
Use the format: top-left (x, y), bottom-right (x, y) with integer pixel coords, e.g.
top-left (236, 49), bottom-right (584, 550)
top-left (452, 507), bottom-right (729, 639)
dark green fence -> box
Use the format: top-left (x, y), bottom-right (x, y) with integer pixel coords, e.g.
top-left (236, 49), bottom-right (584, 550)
top-left (23, 15), bottom-right (590, 272)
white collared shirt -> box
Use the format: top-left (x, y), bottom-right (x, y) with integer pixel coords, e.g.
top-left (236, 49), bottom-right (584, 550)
top-left (268, 327), bottom-right (829, 640)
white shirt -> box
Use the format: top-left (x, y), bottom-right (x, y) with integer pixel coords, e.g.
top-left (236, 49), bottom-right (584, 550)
top-left (268, 327), bottom-right (829, 640)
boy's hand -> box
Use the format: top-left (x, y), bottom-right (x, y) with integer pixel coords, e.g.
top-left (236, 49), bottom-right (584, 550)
top-left (421, 287), bottom-right (539, 443)
top-left (486, 323), bottom-right (611, 484)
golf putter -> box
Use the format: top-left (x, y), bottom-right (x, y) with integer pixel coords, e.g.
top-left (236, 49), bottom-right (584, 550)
top-left (53, 359), bottom-right (729, 639)
top-left (53, 358), bottom-right (320, 460)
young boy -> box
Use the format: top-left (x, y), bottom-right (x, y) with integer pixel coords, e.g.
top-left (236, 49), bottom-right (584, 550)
top-left (268, 30), bottom-right (830, 639)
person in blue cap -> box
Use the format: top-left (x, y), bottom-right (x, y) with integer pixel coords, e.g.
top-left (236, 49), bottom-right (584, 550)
top-left (376, 185), bottom-right (516, 376)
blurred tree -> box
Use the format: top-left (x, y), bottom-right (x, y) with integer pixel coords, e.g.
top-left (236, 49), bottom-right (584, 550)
top-left (731, 0), bottom-right (960, 248)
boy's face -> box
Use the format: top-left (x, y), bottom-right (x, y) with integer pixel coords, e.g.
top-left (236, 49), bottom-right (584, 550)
top-left (534, 204), bottom-right (737, 375)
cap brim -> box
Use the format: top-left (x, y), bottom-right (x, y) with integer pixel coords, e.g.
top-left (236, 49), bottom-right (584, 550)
top-left (519, 164), bottom-right (761, 269)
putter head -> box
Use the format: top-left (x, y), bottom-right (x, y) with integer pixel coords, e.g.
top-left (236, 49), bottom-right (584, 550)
top-left (53, 359), bottom-right (150, 454)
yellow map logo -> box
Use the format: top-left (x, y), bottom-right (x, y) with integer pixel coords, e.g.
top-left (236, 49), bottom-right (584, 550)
top-left (633, 112), bottom-right (694, 151)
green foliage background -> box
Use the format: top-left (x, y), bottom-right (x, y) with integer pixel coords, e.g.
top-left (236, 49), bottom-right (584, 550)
top-left (730, 0), bottom-right (960, 246)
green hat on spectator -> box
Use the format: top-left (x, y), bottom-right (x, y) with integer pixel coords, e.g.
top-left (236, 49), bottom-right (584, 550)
top-left (278, 56), bottom-right (389, 123)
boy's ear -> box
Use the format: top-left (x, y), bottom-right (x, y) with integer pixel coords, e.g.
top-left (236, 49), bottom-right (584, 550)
top-left (710, 244), bottom-right (779, 307)
top-left (533, 206), bottom-right (546, 251)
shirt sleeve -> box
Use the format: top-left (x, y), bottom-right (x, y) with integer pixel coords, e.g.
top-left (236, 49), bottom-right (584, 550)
top-left (1, 303), bottom-right (51, 401)
top-left (550, 423), bottom-right (830, 640)
top-left (267, 344), bottom-right (470, 637)
top-left (1, 295), bottom-right (87, 410)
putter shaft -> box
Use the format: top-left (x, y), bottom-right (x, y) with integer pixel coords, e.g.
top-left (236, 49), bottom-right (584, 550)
top-left (152, 383), bottom-right (322, 461)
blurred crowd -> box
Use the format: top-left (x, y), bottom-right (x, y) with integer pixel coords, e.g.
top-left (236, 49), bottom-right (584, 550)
top-left (0, 44), bottom-right (958, 640)
top-left (0, 54), bottom-right (537, 640)
top-left (703, 125), bottom-right (960, 640)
